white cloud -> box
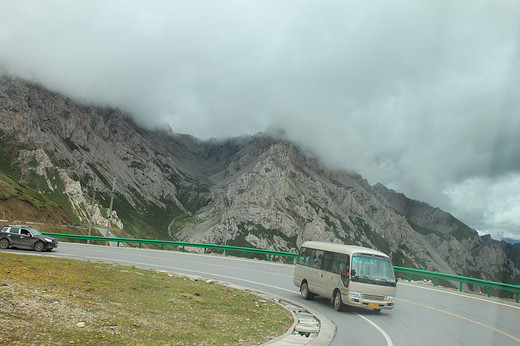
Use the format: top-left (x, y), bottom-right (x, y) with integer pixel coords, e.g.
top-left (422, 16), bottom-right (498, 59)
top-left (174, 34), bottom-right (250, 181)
top-left (1, 0), bottom-right (519, 240)
top-left (445, 174), bottom-right (520, 240)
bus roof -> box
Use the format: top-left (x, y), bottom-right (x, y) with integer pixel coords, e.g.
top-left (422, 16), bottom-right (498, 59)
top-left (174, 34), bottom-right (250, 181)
top-left (300, 241), bottom-right (390, 258)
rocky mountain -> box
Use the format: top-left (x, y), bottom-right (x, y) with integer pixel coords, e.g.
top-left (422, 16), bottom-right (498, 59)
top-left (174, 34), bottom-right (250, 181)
top-left (1, 76), bottom-right (519, 289)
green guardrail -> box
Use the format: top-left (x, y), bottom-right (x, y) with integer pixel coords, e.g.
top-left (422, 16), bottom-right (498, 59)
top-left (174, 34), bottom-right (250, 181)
top-left (42, 232), bottom-right (298, 263)
top-left (43, 232), bottom-right (520, 303)
top-left (394, 266), bottom-right (520, 303)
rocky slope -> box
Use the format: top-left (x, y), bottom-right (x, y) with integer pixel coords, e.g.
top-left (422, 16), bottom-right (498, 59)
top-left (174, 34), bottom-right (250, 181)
top-left (0, 76), bottom-right (518, 287)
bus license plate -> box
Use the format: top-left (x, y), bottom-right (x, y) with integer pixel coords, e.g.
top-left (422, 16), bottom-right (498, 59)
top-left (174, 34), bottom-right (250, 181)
top-left (368, 303), bottom-right (379, 309)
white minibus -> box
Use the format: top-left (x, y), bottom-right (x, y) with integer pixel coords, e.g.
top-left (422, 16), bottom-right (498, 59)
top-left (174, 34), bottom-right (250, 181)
top-left (293, 241), bottom-right (396, 312)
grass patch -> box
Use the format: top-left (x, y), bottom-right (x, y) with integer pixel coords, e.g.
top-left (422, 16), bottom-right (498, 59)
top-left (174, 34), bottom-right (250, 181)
top-left (0, 252), bottom-right (292, 345)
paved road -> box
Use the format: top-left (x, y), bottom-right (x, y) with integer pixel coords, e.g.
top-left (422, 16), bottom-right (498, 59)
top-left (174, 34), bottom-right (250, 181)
top-left (6, 243), bottom-right (520, 345)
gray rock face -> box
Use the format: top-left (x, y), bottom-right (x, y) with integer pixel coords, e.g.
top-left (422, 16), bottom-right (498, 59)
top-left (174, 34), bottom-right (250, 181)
top-left (1, 76), bottom-right (518, 287)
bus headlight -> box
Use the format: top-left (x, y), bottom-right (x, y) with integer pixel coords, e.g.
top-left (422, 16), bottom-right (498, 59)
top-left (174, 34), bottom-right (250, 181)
top-left (348, 291), bottom-right (362, 299)
top-left (385, 296), bottom-right (395, 302)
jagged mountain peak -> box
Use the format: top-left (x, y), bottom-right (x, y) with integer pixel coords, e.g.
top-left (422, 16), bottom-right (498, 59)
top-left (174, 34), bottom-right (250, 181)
top-left (1, 76), bottom-right (518, 289)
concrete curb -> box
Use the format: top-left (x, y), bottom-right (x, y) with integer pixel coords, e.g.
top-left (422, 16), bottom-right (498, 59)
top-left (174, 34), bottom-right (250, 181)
top-left (206, 280), bottom-right (336, 346)
top-left (265, 298), bottom-right (336, 346)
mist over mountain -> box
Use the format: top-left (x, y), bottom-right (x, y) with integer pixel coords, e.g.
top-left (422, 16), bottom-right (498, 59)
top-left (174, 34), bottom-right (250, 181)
top-left (504, 238), bottom-right (520, 244)
top-left (1, 76), bottom-right (518, 289)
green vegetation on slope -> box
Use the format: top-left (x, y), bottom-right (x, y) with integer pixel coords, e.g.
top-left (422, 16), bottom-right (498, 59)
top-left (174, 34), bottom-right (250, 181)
top-left (0, 129), bottom-right (26, 179)
top-left (101, 190), bottom-right (183, 240)
top-left (0, 130), bottom-right (79, 223)
top-left (0, 171), bottom-right (64, 212)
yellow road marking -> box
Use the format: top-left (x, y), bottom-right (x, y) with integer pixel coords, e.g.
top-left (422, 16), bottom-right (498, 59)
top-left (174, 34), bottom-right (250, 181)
top-left (398, 298), bottom-right (520, 343)
top-left (399, 282), bottom-right (520, 311)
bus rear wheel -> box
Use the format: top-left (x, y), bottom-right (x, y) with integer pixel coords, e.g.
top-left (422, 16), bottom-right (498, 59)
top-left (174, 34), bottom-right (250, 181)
top-left (300, 282), bottom-right (315, 300)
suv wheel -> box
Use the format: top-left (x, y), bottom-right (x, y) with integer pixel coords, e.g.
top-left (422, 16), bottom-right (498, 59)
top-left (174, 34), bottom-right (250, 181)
top-left (0, 238), bottom-right (9, 249)
top-left (34, 241), bottom-right (45, 252)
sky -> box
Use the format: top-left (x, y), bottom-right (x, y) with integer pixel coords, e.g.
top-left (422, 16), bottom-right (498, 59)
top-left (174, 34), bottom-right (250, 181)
top-left (1, 1), bottom-right (519, 241)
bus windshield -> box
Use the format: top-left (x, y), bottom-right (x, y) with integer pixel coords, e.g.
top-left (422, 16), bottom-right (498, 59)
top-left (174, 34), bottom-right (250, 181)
top-left (351, 254), bottom-right (396, 286)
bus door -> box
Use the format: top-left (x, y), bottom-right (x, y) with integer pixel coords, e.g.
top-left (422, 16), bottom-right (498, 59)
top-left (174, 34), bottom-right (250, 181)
top-left (331, 253), bottom-right (349, 289)
top-left (309, 249), bottom-right (326, 295)
top-left (320, 251), bottom-right (339, 297)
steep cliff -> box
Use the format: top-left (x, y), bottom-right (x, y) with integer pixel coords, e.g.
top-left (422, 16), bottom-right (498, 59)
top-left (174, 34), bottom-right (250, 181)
top-left (0, 76), bottom-right (518, 287)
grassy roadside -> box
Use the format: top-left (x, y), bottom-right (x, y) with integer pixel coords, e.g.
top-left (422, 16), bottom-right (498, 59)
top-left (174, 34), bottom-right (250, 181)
top-left (0, 252), bottom-right (293, 345)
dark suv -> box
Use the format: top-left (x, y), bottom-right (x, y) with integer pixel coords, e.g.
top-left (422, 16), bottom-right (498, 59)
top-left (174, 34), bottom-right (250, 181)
top-left (0, 225), bottom-right (58, 252)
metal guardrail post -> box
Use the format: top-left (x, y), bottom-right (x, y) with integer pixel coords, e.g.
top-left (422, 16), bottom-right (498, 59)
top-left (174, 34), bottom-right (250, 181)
top-left (459, 282), bottom-right (463, 292)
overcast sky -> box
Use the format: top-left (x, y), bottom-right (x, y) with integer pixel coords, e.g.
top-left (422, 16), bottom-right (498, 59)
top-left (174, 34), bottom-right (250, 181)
top-left (1, 1), bottom-right (519, 241)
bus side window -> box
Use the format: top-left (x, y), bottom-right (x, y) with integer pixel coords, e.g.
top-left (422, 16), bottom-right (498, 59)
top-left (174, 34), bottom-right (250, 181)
top-left (298, 247), bottom-right (313, 266)
top-left (331, 253), bottom-right (348, 274)
top-left (312, 250), bottom-right (325, 269)
top-left (321, 251), bottom-right (333, 272)
top-left (297, 248), bottom-right (305, 264)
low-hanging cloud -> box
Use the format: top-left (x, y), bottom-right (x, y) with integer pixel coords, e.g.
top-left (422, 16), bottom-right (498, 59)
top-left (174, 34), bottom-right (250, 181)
top-left (1, 0), bottom-right (519, 240)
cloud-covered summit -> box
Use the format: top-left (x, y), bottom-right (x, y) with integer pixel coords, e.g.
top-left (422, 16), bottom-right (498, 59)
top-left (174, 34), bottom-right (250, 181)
top-left (1, 0), bottom-right (519, 240)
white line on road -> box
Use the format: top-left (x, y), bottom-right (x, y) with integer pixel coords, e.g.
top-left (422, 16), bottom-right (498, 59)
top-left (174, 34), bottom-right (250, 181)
top-left (87, 255), bottom-right (297, 293)
top-left (353, 312), bottom-right (393, 346)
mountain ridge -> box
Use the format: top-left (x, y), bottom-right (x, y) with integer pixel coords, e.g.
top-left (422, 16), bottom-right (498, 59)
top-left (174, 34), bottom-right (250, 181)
top-left (1, 75), bottom-right (518, 289)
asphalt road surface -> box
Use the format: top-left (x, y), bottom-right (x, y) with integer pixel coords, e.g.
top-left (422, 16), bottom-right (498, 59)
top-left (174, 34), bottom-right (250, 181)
top-left (5, 243), bottom-right (520, 345)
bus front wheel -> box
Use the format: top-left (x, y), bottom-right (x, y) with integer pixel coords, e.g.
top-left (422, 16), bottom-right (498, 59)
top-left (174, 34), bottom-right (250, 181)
top-left (300, 282), bottom-right (314, 300)
top-left (333, 290), bottom-right (343, 311)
